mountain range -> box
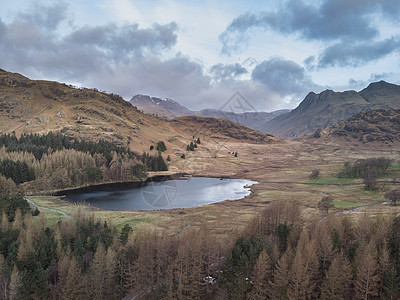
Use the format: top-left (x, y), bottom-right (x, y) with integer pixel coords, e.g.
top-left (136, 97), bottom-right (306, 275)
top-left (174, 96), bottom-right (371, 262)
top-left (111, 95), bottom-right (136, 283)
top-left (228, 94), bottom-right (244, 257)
top-left (131, 81), bottom-right (400, 139)
top-left (130, 94), bottom-right (289, 132)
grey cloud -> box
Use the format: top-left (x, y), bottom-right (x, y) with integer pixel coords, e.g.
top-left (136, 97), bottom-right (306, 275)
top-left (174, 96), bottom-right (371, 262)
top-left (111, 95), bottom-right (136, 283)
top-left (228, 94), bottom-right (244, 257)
top-left (210, 63), bottom-right (247, 81)
top-left (370, 72), bottom-right (393, 82)
top-left (0, 6), bottom-right (178, 81)
top-left (349, 72), bottom-right (394, 89)
top-left (84, 53), bottom-right (211, 102)
top-left (0, 1), bottom-right (311, 112)
top-left (251, 58), bottom-right (318, 97)
top-left (220, 0), bottom-right (400, 55)
top-left (18, 0), bottom-right (70, 30)
top-left (317, 37), bottom-right (400, 68)
top-left (67, 22), bottom-right (177, 60)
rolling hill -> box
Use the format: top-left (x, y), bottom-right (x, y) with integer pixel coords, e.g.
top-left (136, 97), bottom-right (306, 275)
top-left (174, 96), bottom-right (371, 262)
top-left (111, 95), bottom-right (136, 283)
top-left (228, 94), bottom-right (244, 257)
top-left (312, 109), bottom-right (400, 145)
top-left (0, 69), bottom-right (279, 157)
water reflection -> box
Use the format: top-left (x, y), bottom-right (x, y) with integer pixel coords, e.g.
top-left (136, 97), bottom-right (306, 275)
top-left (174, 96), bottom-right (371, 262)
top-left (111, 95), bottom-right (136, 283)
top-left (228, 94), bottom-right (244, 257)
top-left (62, 177), bottom-right (257, 211)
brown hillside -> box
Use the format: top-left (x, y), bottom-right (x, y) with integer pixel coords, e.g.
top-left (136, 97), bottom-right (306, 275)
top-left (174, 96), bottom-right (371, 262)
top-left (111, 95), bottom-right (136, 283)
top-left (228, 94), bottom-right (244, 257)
top-left (172, 115), bottom-right (278, 144)
top-left (311, 109), bottom-right (400, 145)
top-left (0, 69), bottom-right (278, 156)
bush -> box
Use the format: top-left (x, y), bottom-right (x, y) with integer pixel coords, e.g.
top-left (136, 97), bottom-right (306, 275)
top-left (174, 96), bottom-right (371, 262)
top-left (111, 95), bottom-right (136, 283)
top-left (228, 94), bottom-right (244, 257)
top-left (363, 172), bottom-right (378, 191)
top-left (309, 169), bottom-right (320, 180)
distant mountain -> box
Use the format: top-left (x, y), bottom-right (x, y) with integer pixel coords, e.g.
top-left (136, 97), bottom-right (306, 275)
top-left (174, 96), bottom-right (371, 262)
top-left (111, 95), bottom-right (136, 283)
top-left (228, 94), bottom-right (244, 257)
top-left (263, 81), bottom-right (400, 139)
top-left (197, 109), bottom-right (280, 132)
top-left (130, 94), bottom-right (192, 119)
top-left (313, 109), bottom-right (400, 144)
top-left (130, 93), bottom-right (290, 132)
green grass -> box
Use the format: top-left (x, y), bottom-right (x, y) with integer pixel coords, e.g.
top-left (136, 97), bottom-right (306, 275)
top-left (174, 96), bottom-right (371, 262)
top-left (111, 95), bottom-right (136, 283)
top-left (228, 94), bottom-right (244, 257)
top-left (115, 217), bottom-right (153, 229)
top-left (308, 176), bottom-right (356, 185)
top-left (333, 200), bottom-right (364, 209)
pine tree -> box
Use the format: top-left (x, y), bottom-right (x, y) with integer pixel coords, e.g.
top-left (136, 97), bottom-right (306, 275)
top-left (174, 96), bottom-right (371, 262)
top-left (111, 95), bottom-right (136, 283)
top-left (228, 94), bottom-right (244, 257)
top-left (156, 141), bottom-right (167, 152)
top-left (189, 142), bottom-right (195, 151)
top-left (382, 265), bottom-right (399, 299)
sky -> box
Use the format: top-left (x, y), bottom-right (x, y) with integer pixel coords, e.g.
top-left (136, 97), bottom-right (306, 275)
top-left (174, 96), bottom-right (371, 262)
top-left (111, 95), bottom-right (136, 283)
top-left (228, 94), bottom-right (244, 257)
top-left (0, 0), bottom-right (399, 112)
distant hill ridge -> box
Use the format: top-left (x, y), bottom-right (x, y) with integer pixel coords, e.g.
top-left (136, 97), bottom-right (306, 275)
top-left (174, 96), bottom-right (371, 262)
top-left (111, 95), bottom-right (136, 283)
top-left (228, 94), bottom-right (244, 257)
top-left (263, 81), bottom-right (400, 139)
top-left (130, 94), bottom-right (289, 132)
top-left (131, 80), bottom-right (400, 139)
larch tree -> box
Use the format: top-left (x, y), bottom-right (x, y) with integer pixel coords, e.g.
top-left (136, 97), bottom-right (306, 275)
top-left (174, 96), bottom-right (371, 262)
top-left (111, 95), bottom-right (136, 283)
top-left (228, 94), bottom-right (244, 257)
top-left (268, 248), bottom-right (293, 299)
top-left (247, 249), bottom-right (271, 300)
top-left (8, 265), bottom-right (21, 300)
top-left (88, 243), bottom-right (107, 299)
top-left (354, 243), bottom-right (380, 300)
top-left (62, 256), bottom-right (86, 300)
top-left (320, 253), bottom-right (353, 300)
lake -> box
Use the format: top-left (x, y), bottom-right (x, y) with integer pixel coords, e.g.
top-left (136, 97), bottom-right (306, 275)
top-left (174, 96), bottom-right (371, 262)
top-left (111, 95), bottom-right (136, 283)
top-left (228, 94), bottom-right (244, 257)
top-left (60, 177), bottom-right (258, 210)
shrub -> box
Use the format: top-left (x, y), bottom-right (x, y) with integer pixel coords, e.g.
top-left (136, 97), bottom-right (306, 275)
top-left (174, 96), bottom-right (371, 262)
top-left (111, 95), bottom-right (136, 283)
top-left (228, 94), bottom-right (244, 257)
top-left (309, 169), bottom-right (320, 180)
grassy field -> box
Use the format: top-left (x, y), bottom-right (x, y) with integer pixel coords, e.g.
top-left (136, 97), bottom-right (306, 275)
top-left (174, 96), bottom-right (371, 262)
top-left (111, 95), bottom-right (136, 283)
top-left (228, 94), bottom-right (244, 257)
top-left (27, 139), bottom-right (400, 238)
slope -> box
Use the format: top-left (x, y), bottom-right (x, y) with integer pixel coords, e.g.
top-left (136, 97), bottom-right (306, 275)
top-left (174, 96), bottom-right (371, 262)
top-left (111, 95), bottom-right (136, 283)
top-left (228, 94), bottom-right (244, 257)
top-left (0, 69), bottom-right (279, 158)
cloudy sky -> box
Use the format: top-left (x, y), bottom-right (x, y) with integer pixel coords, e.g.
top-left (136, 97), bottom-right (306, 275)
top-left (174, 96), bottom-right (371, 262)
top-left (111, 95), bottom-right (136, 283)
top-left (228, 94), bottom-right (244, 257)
top-left (1, 0), bottom-right (399, 111)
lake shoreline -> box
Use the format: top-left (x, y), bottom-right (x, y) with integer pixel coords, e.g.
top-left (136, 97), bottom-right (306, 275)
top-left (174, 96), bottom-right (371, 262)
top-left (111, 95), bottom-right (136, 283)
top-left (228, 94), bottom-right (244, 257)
top-left (56, 177), bottom-right (259, 211)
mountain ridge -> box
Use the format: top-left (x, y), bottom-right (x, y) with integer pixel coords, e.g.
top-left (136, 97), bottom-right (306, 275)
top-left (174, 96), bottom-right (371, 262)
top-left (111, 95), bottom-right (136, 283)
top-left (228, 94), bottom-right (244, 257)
top-left (263, 81), bottom-right (400, 139)
top-left (130, 93), bottom-right (290, 132)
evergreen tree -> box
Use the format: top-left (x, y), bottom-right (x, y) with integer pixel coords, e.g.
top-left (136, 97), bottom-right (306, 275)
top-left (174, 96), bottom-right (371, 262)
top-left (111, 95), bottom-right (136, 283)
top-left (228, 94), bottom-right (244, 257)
top-left (189, 142), bottom-right (195, 151)
top-left (156, 141), bottom-right (167, 152)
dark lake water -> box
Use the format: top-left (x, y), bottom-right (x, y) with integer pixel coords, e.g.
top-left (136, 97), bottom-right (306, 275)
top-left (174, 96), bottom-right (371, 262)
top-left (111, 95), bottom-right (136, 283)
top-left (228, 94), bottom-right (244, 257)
top-left (61, 177), bottom-right (258, 210)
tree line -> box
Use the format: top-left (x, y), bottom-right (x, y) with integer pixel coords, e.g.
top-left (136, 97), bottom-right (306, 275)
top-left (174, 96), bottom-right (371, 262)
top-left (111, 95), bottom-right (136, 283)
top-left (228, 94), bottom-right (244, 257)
top-left (0, 197), bottom-right (397, 299)
top-left (0, 133), bottom-right (168, 193)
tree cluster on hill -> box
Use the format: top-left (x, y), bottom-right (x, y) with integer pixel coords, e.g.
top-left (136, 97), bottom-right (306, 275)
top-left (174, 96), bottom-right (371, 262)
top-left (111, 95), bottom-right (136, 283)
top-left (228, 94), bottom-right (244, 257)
top-left (0, 132), bottom-right (168, 193)
top-left (0, 132), bottom-right (127, 163)
top-left (339, 157), bottom-right (391, 178)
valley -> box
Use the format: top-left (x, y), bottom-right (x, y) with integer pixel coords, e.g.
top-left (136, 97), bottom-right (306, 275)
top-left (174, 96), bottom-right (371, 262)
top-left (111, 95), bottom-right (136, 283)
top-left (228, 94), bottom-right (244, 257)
top-left (28, 135), bottom-right (400, 239)
top-left (1, 69), bottom-right (400, 299)
top-left (2, 1), bottom-right (400, 298)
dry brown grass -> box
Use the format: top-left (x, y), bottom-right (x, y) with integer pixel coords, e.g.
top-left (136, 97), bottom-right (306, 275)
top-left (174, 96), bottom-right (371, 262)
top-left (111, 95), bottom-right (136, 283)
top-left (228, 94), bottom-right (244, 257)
top-left (29, 137), bottom-right (400, 239)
